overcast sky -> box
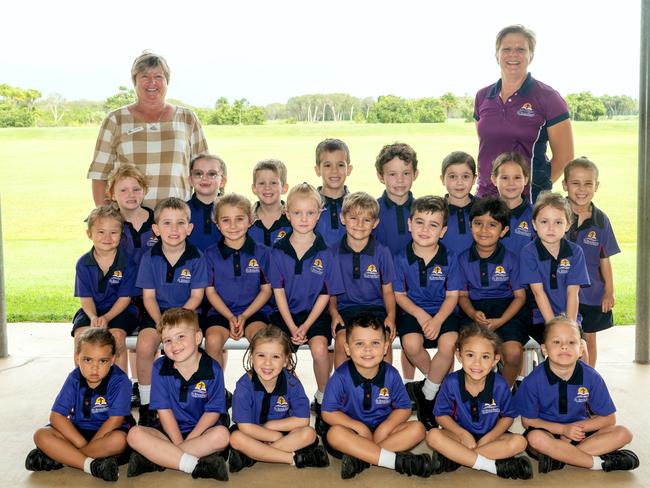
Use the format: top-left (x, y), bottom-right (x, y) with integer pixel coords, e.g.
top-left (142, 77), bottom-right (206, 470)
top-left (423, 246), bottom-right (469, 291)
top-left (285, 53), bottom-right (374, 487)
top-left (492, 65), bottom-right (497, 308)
top-left (1, 0), bottom-right (641, 107)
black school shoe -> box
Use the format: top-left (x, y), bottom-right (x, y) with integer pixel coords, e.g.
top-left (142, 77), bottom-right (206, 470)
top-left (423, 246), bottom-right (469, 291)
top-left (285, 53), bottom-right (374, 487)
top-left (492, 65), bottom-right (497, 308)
top-left (228, 448), bottom-right (257, 473)
top-left (394, 452), bottom-right (434, 478)
top-left (537, 453), bottom-right (566, 473)
top-left (430, 450), bottom-right (459, 475)
top-left (496, 457), bottom-right (533, 480)
top-left (90, 457), bottom-right (119, 482)
top-left (406, 380), bottom-right (437, 430)
top-left (137, 404), bottom-right (158, 427)
top-left (294, 443), bottom-right (330, 468)
top-left (341, 454), bottom-right (370, 479)
top-left (601, 449), bottom-right (640, 472)
top-left (192, 453), bottom-right (229, 481)
top-left (131, 382), bottom-right (141, 408)
top-left (127, 451), bottom-right (165, 477)
top-left (25, 448), bottom-right (63, 471)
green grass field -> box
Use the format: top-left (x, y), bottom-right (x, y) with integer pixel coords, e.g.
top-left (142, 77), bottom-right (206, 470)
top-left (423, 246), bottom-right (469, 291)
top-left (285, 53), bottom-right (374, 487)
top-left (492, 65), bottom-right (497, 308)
top-left (0, 120), bottom-right (638, 323)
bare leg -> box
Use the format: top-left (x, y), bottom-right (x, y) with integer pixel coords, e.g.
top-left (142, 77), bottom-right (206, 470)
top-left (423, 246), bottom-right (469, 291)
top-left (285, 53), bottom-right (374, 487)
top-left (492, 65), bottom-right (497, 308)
top-left (309, 336), bottom-right (331, 394)
top-left (334, 331), bottom-right (347, 369)
top-left (135, 328), bottom-right (160, 389)
top-left (427, 332), bottom-right (457, 384)
top-left (500, 341), bottom-right (523, 387)
top-left (401, 351), bottom-right (416, 380)
top-left (401, 333), bottom-right (431, 375)
top-left (231, 426), bottom-right (316, 464)
top-left (204, 326), bottom-right (229, 368)
top-left (109, 329), bottom-right (128, 372)
top-left (244, 321), bottom-right (266, 342)
top-left (583, 332), bottom-right (597, 368)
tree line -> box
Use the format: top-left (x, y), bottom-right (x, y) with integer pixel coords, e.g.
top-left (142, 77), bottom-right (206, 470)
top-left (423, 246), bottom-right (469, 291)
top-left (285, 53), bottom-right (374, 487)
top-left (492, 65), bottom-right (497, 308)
top-left (0, 83), bottom-right (639, 128)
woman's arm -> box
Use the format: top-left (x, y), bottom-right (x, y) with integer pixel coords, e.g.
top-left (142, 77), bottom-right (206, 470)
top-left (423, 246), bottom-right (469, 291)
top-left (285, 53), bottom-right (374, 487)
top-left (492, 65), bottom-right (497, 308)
top-left (548, 119), bottom-right (574, 183)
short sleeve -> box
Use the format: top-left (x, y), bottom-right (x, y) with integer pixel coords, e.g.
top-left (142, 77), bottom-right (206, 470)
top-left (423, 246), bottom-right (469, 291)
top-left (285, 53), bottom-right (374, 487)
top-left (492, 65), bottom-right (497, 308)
top-left (433, 375), bottom-right (455, 417)
top-left (51, 372), bottom-right (78, 417)
top-left (445, 254), bottom-right (464, 292)
top-left (496, 379), bottom-right (518, 419)
top-left (88, 112), bottom-right (119, 180)
top-left (268, 250), bottom-right (284, 289)
top-left (389, 371), bottom-right (411, 410)
top-left (568, 247), bottom-right (590, 287)
top-left (380, 248), bottom-right (396, 285)
top-left (519, 246), bottom-right (543, 285)
top-left (288, 375), bottom-right (310, 418)
top-left (107, 372), bottom-right (132, 417)
top-left (189, 111), bottom-right (209, 157)
top-left (601, 218), bottom-right (621, 259)
top-left (190, 255), bottom-right (210, 289)
top-left (392, 256), bottom-right (407, 293)
top-left (136, 253), bottom-right (156, 290)
top-left (542, 89), bottom-right (570, 127)
top-left (513, 375), bottom-right (540, 419)
top-left (149, 361), bottom-right (171, 410)
top-left (325, 251), bottom-right (345, 296)
top-left (321, 372), bottom-right (344, 413)
top-left (74, 259), bottom-right (92, 298)
top-left (232, 378), bottom-right (255, 424)
top-left (587, 372), bottom-right (616, 417)
top-left (509, 254), bottom-right (523, 291)
top-left (204, 362), bottom-right (227, 414)
top-left (258, 246), bottom-right (271, 286)
top-left (118, 259), bottom-right (140, 298)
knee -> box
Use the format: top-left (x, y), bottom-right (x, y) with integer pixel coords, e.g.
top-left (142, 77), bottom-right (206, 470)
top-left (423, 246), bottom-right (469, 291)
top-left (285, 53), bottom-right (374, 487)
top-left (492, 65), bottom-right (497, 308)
top-left (504, 347), bottom-right (523, 366)
top-left (509, 434), bottom-right (527, 453)
top-left (209, 425), bottom-right (230, 450)
top-left (411, 420), bottom-right (426, 439)
top-left (299, 426), bottom-right (317, 445)
top-left (127, 426), bottom-right (145, 449)
top-left (425, 427), bottom-right (443, 446)
top-left (526, 430), bottom-right (550, 451)
top-left (310, 342), bottom-right (329, 361)
top-left (614, 425), bottom-right (633, 445)
top-left (33, 427), bottom-right (50, 446)
top-left (106, 431), bottom-right (128, 451)
top-left (230, 430), bottom-right (243, 450)
top-left (401, 335), bottom-right (421, 357)
top-left (205, 333), bottom-right (225, 353)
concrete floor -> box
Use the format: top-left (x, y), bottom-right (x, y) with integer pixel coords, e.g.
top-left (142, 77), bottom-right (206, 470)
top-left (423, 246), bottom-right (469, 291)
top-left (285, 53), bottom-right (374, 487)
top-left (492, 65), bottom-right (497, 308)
top-left (1, 323), bottom-right (647, 487)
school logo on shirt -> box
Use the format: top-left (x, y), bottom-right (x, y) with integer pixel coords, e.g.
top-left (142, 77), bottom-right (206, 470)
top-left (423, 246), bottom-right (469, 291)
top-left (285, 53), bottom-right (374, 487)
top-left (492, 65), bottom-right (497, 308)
top-left (275, 231), bottom-right (287, 242)
top-left (574, 386), bottom-right (590, 403)
top-left (246, 258), bottom-right (260, 274)
top-left (147, 236), bottom-right (159, 247)
top-left (178, 268), bottom-right (192, 283)
top-left (311, 258), bottom-right (324, 275)
top-left (515, 221), bottom-right (532, 237)
top-left (108, 270), bottom-right (123, 285)
top-left (376, 387), bottom-right (391, 405)
top-left (583, 231), bottom-right (599, 247)
top-left (363, 264), bottom-right (380, 279)
top-left (492, 265), bottom-right (509, 282)
top-left (558, 259), bottom-right (571, 274)
top-left (274, 395), bottom-right (290, 413)
top-left (191, 381), bottom-right (208, 399)
top-left (91, 396), bottom-right (109, 414)
top-left (481, 399), bottom-right (501, 415)
top-left (517, 102), bottom-right (535, 117)
top-left (429, 266), bottom-right (445, 281)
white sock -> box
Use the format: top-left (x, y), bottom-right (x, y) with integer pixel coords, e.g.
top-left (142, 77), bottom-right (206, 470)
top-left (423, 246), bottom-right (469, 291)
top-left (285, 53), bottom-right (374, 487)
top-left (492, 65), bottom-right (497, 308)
top-left (472, 454), bottom-right (497, 474)
top-left (378, 449), bottom-right (396, 470)
top-left (139, 384), bottom-right (151, 405)
top-left (591, 456), bottom-right (604, 470)
top-left (83, 457), bottom-right (94, 474)
top-left (403, 378), bottom-right (416, 384)
top-left (179, 453), bottom-right (199, 473)
top-left (422, 379), bottom-right (440, 401)
top-left (314, 390), bottom-right (324, 403)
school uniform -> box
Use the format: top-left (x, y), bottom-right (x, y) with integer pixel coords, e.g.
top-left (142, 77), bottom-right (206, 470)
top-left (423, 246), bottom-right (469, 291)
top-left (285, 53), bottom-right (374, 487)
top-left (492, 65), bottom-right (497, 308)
top-left (315, 187), bottom-right (347, 247)
top-left (72, 247), bottom-right (139, 336)
top-left (519, 238), bottom-right (590, 343)
top-left (203, 236), bottom-right (270, 332)
top-left (232, 369), bottom-right (310, 425)
top-left (440, 195), bottom-right (475, 253)
top-left (120, 206), bottom-right (158, 265)
top-left (52, 365), bottom-right (131, 435)
top-left (457, 243), bottom-right (529, 345)
top-left (268, 232), bottom-right (343, 346)
top-left (187, 193), bottom-right (222, 252)
top-left (376, 191), bottom-right (414, 255)
top-left (392, 242), bottom-right (462, 348)
top-left (136, 241), bottom-right (209, 328)
top-left (248, 203), bottom-right (292, 247)
top-left (566, 204), bottom-right (620, 333)
top-left (434, 370), bottom-right (517, 438)
top-left (150, 350), bottom-right (227, 434)
top-left (501, 198), bottom-right (536, 256)
top-left (332, 237), bottom-right (396, 332)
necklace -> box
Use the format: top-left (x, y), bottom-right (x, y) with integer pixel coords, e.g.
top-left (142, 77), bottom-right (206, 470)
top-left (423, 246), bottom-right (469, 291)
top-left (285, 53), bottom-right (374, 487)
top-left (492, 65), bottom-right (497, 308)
top-left (148, 104), bottom-right (166, 131)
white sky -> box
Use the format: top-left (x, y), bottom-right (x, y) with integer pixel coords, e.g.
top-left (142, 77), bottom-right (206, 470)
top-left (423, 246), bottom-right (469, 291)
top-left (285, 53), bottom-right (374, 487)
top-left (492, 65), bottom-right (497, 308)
top-left (1, 0), bottom-right (641, 107)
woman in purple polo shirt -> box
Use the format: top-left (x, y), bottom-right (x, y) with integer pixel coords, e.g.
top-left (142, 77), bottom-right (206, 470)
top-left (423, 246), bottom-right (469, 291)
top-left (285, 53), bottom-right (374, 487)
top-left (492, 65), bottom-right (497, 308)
top-left (474, 25), bottom-right (574, 202)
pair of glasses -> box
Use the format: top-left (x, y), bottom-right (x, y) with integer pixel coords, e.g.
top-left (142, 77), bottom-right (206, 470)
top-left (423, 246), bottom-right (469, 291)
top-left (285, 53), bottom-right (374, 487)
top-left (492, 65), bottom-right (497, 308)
top-left (191, 171), bottom-right (221, 180)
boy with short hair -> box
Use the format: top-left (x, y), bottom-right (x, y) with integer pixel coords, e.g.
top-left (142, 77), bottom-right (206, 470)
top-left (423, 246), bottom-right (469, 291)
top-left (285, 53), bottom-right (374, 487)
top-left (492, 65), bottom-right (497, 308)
top-left (249, 158), bottom-right (292, 247)
top-left (126, 308), bottom-right (230, 480)
top-left (456, 196), bottom-right (528, 387)
top-left (135, 197), bottom-right (209, 426)
top-left (314, 138), bottom-right (353, 247)
top-left (321, 313), bottom-right (433, 479)
top-left (392, 196), bottom-right (462, 430)
top-left (26, 328), bottom-right (131, 482)
top-left (330, 192), bottom-right (397, 368)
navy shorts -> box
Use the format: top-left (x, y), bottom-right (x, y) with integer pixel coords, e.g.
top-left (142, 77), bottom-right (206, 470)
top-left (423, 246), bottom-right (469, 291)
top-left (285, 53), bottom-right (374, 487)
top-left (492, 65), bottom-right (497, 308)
top-left (138, 308), bottom-right (167, 330)
top-left (335, 305), bottom-right (387, 334)
top-left (528, 321), bottom-right (585, 345)
top-left (71, 308), bottom-right (139, 337)
top-left (200, 311), bottom-right (269, 333)
top-left (397, 311), bottom-right (459, 349)
top-left (269, 310), bottom-right (331, 352)
top-left (459, 297), bottom-right (529, 345)
top-left (579, 304), bottom-right (614, 333)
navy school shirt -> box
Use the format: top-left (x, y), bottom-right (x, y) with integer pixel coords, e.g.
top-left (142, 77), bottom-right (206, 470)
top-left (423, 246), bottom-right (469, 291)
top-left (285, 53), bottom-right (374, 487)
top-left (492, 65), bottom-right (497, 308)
top-left (457, 242), bottom-right (523, 301)
top-left (120, 206), bottom-right (158, 265)
top-left (248, 203), bottom-right (292, 247)
top-left (232, 369), bottom-right (310, 425)
top-left (519, 238), bottom-right (590, 324)
top-left (74, 246), bottom-right (140, 315)
top-left (392, 242), bottom-right (463, 315)
top-left (514, 359), bottom-right (616, 424)
top-left (501, 197), bottom-right (536, 255)
top-left (315, 187), bottom-right (348, 247)
top-left (187, 193), bottom-right (222, 252)
top-left (334, 237), bottom-right (396, 310)
top-left (375, 191), bottom-right (415, 255)
top-left (322, 361), bottom-right (411, 430)
top-left (136, 241), bottom-right (209, 310)
top-left (204, 236), bottom-right (270, 317)
top-left (150, 350), bottom-right (227, 433)
top-left (269, 231), bottom-right (344, 313)
top-left (51, 365), bottom-right (131, 431)
top-left (434, 370), bottom-right (517, 436)
top-left (566, 204), bottom-right (620, 306)
top-left (440, 195), bottom-right (475, 253)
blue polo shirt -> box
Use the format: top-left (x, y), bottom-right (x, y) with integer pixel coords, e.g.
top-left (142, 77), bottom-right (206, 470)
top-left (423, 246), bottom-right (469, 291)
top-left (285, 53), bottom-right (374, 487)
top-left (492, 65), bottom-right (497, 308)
top-left (566, 205), bottom-right (620, 307)
top-left (514, 360), bottom-right (615, 424)
top-left (232, 369), bottom-right (310, 425)
top-left (457, 243), bottom-right (523, 301)
top-left (440, 195), bottom-right (475, 254)
top-left (322, 361), bottom-right (411, 430)
top-left (501, 198), bottom-right (536, 255)
top-left (393, 242), bottom-right (463, 314)
top-left (315, 187), bottom-right (347, 247)
top-left (434, 370), bottom-right (517, 436)
top-left (248, 204), bottom-right (292, 247)
top-left (120, 207), bottom-right (158, 264)
top-left (150, 350), bottom-right (227, 433)
top-left (269, 232), bottom-right (344, 313)
top-left (376, 191), bottom-right (415, 255)
top-left (52, 365), bottom-right (131, 431)
top-left (136, 241), bottom-right (209, 310)
top-left (334, 237), bottom-right (396, 310)
top-left (519, 238), bottom-right (590, 324)
top-left (74, 247), bottom-right (140, 315)
top-left (204, 236), bottom-right (270, 317)
top-left (474, 73), bottom-right (570, 201)
top-left (187, 194), bottom-right (222, 252)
